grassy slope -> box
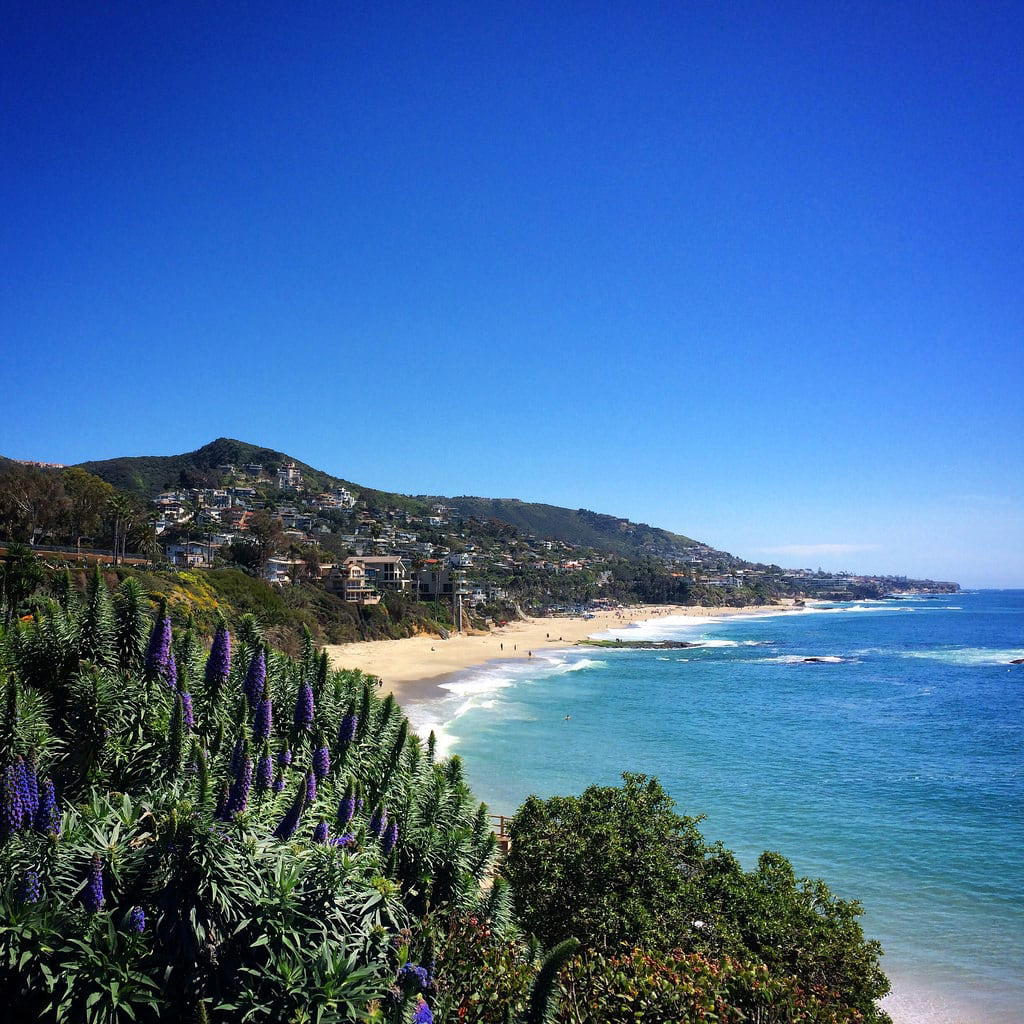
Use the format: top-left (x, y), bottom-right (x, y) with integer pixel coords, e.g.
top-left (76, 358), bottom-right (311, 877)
top-left (83, 563), bottom-right (449, 653)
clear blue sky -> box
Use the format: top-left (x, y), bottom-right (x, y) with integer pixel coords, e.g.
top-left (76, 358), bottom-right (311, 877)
top-left (3, 2), bottom-right (1022, 586)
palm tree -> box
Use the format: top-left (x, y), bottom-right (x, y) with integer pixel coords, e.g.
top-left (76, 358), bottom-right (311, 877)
top-left (106, 493), bottom-right (133, 566)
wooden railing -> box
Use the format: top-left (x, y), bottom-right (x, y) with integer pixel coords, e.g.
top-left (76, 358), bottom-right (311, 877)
top-left (490, 813), bottom-right (512, 853)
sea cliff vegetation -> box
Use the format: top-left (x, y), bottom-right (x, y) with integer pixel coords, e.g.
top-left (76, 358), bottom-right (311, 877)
top-left (0, 555), bottom-right (891, 1022)
top-left (2, 444), bottom-right (958, 654)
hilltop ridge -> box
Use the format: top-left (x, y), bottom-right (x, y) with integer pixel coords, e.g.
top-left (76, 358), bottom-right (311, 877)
top-left (74, 437), bottom-right (725, 564)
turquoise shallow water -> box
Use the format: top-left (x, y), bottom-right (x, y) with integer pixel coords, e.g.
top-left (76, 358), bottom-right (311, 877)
top-left (404, 592), bottom-right (1024, 1024)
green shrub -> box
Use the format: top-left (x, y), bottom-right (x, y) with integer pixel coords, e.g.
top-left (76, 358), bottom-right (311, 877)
top-left (505, 774), bottom-right (890, 1024)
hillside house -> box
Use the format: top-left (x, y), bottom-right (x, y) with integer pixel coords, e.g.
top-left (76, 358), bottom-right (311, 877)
top-left (344, 555), bottom-right (410, 591)
top-left (415, 564), bottom-right (470, 600)
top-left (276, 463), bottom-right (303, 490)
top-left (166, 541), bottom-right (212, 568)
top-left (263, 557), bottom-right (305, 585)
top-left (326, 561), bottom-right (381, 604)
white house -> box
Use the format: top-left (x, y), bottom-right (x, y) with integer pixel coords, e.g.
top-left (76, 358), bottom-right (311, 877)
top-left (166, 541), bottom-right (212, 568)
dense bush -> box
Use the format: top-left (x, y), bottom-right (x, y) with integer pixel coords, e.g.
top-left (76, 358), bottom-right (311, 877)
top-left (505, 774), bottom-right (890, 1024)
top-left (556, 948), bottom-right (866, 1024)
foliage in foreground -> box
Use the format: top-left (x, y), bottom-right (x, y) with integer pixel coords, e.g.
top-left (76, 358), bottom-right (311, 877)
top-left (504, 774), bottom-right (891, 1024)
top-left (0, 573), bottom-right (496, 1022)
top-left (0, 560), bottom-right (894, 1023)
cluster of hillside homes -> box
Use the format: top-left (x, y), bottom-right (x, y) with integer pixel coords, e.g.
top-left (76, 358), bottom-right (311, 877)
top-left (154, 461), bottom-right (509, 607)
top-left (149, 461), bottom-right (932, 610)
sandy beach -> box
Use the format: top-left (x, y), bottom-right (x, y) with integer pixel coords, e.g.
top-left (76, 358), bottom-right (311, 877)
top-left (324, 602), bottom-right (800, 700)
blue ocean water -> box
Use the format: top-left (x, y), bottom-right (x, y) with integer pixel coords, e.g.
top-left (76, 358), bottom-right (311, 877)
top-left (404, 592), bottom-right (1024, 1024)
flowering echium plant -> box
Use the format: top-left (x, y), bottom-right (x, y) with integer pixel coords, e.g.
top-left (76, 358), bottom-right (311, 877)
top-left (204, 621), bottom-right (231, 697)
top-left (144, 604), bottom-right (173, 684)
top-left (0, 596), bottom-right (501, 1023)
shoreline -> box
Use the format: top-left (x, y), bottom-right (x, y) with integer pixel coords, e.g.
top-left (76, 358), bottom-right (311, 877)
top-left (324, 600), bottom-right (803, 701)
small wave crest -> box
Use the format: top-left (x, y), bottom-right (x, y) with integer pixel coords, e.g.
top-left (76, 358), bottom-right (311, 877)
top-left (901, 648), bottom-right (1024, 667)
top-left (406, 653), bottom-right (609, 756)
top-left (759, 655), bottom-right (848, 664)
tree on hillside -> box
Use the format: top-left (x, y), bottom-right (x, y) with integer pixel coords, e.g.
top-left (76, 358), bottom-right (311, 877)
top-left (62, 466), bottom-right (114, 552)
top-left (0, 463), bottom-right (67, 543)
top-left (248, 510), bottom-right (285, 573)
top-left (107, 492), bottom-right (134, 564)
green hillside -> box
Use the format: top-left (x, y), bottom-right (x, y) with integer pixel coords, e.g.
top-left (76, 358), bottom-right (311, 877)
top-left (76, 438), bottom-right (348, 497)
top-left (438, 496), bottom-right (705, 558)
top-left (75, 437), bottom-right (717, 559)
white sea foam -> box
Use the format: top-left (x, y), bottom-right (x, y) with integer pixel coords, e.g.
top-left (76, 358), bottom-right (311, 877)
top-left (405, 652), bottom-right (610, 757)
top-left (759, 655), bottom-right (847, 664)
top-left (799, 603), bottom-right (909, 615)
top-left (900, 648), bottom-right (1024, 667)
top-left (439, 673), bottom-right (517, 698)
top-left (591, 613), bottom-right (723, 642)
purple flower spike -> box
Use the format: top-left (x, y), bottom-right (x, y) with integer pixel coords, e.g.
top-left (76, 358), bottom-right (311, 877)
top-left (23, 762), bottom-right (39, 822)
top-left (2, 764), bottom-right (24, 836)
top-left (226, 758), bottom-right (253, 817)
top-left (256, 752), bottom-right (273, 793)
top-left (84, 854), bottom-right (105, 913)
top-left (229, 736), bottom-right (245, 776)
top-left (312, 819), bottom-right (329, 844)
top-left (253, 698), bottom-right (273, 743)
top-left (129, 906), bottom-right (146, 933)
top-left (398, 963), bottom-right (430, 992)
top-left (204, 625), bottom-right (231, 691)
top-left (14, 759), bottom-right (32, 828)
top-left (272, 784), bottom-right (306, 840)
top-left (337, 713), bottom-right (357, 748)
top-left (382, 820), bottom-right (399, 855)
top-left (278, 748), bottom-right (293, 768)
top-left (337, 782), bottom-right (356, 826)
top-left (145, 615), bottom-right (172, 681)
top-left (369, 806), bottom-right (387, 839)
top-left (312, 744), bottom-right (330, 781)
top-left (243, 649), bottom-right (266, 708)
top-left (293, 682), bottom-right (314, 732)
top-left (35, 779), bottom-right (61, 836)
top-left (214, 781), bottom-right (230, 819)
top-left (413, 997), bottom-right (434, 1023)
top-left (165, 651), bottom-right (178, 691)
top-left (181, 692), bottom-right (194, 730)
top-left (272, 770), bottom-right (286, 794)
top-left (20, 870), bottom-right (41, 904)
top-left (331, 832), bottom-right (355, 848)
top-left (305, 770), bottom-right (317, 805)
